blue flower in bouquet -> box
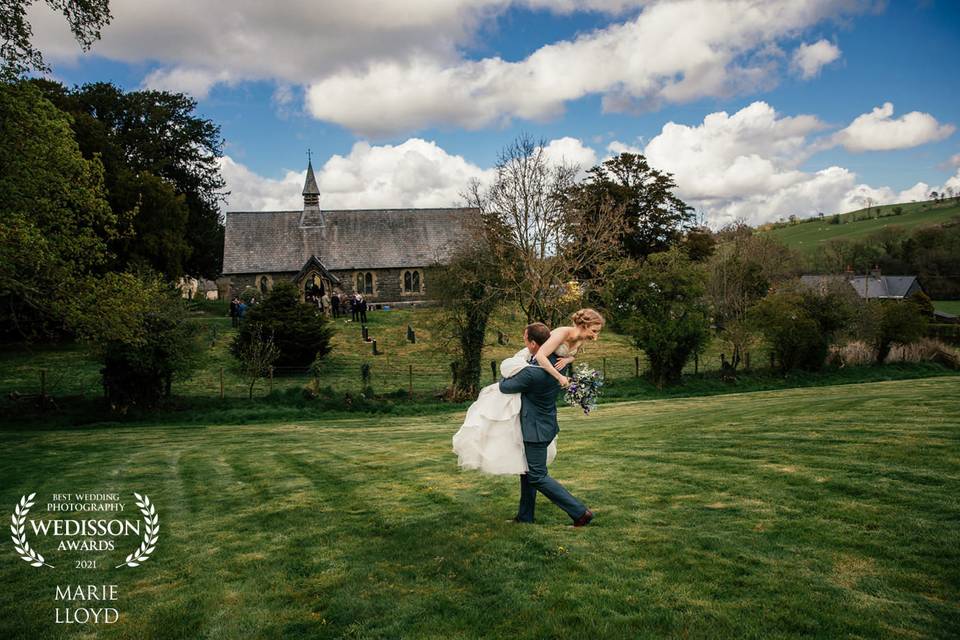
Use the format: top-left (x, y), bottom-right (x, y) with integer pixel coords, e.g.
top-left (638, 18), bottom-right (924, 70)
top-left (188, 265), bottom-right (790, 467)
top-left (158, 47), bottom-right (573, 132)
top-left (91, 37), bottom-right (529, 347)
top-left (564, 363), bottom-right (603, 414)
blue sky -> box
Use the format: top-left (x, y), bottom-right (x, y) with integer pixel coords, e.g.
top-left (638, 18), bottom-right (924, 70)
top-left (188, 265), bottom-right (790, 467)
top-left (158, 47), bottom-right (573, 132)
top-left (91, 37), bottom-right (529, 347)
top-left (31, 0), bottom-right (960, 226)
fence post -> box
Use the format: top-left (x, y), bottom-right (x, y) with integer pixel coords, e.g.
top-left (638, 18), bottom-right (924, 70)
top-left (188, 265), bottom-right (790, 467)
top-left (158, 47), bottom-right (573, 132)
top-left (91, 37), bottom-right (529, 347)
top-left (362, 325), bottom-right (369, 342)
top-left (602, 357), bottom-right (607, 379)
top-left (694, 352), bottom-right (699, 375)
top-left (219, 367), bottom-right (224, 400)
top-left (408, 365), bottom-right (413, 397)
top-left (372, 339), bottom-right (380, 355)
top-left (634, 356), bottom-right (639, 378)
top-left (491, 360), bottom-right (497, 382)
top-left (745, 352), bottom-right (751, 371)
top-left (268, 366), bottom-right (274, 394)
top-left (40, 369), bottom-right (47, 409)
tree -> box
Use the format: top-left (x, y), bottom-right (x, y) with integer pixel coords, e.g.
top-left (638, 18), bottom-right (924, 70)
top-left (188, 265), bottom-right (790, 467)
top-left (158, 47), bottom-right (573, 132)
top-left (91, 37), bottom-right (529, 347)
top-left (749, 283), bottom-right (852, 373)
top-left (606, 248), bottom-right (711, 388)
top-left (69, 272), bottom-right (201, 411)
top-left (1, 0), bottom-right (112, 78)
top-left (577, 152), bottom-right (694, 260)
top-left (705, 233), bottom-right (798, 370)
top-left (231, 282), bottom-right (333, 369)
top-left (33, 80), bottom-right (227, 278)
top-left (465, 133), bottom-right (626, 325)
top-left (0, 81), bottom-right (116, 340)
top-left (431, 221), bottom-right (506, 399)
top-left (871, 300), bottom-right (928, 364)
top-left (236, 325), bottom-right (280, 400)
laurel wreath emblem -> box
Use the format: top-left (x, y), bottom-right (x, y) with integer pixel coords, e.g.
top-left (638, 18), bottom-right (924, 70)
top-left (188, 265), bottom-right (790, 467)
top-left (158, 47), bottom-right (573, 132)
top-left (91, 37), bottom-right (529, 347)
top-left (115, 493), bottom-right (159, 568)
top-left (10, 493), bottom-right (54, 568)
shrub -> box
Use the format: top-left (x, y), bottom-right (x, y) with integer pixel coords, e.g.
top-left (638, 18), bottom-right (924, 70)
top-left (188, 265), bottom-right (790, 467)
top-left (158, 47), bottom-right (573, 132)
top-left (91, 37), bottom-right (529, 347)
top-left (607, 249), bottom-right (711, 388)
top-left (232, 281), bottom-right (334, 368)
top-left (873, 300), bottom-right (928, 363)
top-left (73, 273), bottom-right (202, 412)
top-left (749, 284), bottom-right (853, 373)
top-left (101, 308), bottom-right (199, 410)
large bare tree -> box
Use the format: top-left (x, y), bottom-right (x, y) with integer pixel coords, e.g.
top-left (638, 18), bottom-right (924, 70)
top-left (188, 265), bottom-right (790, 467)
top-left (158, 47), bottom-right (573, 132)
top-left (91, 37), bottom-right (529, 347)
top-left (464, 133), bottom-right (626, 327)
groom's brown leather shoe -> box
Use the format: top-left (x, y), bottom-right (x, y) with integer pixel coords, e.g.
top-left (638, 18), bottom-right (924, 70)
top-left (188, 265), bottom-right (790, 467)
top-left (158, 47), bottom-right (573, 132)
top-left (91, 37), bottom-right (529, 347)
top-left (571, 509), bottom-right (593, 527)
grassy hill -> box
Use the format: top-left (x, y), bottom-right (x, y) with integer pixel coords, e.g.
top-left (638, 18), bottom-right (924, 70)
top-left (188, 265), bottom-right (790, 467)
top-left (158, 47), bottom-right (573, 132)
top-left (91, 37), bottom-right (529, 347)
top-left (763, 199), bottom-right (960, 254)
top-left (1, 376), bottom-right (958, 638)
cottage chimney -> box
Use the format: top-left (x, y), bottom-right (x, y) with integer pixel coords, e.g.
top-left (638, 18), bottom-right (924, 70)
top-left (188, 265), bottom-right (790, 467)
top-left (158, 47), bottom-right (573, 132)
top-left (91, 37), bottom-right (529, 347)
top-left (300, 154), bottom-right (324, 227)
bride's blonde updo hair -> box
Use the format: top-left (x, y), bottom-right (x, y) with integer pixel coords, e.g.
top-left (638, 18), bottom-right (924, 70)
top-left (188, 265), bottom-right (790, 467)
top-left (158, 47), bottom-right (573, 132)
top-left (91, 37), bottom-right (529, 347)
top-left (571, 308), bottom-right (604, 329)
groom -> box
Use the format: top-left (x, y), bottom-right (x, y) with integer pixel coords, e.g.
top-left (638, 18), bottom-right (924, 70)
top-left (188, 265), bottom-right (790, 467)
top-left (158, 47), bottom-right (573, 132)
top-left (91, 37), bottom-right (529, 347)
top-left (499, 322), bottom-right (593, 527)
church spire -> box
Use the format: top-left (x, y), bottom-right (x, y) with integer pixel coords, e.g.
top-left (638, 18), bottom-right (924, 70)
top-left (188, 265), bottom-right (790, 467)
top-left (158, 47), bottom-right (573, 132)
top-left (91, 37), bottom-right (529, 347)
top-left (303, 150), bottom-right (320, 209)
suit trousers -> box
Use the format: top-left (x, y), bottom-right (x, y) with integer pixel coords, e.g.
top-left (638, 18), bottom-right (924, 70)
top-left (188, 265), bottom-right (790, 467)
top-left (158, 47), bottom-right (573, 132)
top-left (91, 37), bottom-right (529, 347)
top-left (517, 440), bottom-right (586, 523)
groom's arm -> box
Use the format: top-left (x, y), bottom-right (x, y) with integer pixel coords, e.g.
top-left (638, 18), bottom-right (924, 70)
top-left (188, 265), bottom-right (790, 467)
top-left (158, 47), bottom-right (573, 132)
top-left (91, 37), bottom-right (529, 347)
top-left (498, 366), bottom-right (537, 394)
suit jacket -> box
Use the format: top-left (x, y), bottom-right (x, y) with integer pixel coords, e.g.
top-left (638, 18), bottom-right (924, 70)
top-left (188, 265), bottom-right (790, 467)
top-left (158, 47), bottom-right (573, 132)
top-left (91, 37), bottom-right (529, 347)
top-left (498, 354), bottom-right (561, 443)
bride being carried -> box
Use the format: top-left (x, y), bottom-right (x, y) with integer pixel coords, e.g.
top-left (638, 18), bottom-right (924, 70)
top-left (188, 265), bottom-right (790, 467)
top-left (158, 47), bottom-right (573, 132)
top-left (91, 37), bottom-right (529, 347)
top-left (452, 309), bottom-right (605, 476)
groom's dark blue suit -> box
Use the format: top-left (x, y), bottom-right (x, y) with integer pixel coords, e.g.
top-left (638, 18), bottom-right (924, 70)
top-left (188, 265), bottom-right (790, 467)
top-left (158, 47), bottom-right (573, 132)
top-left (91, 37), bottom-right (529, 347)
top-left (499, 354), bottom-right (587, 523)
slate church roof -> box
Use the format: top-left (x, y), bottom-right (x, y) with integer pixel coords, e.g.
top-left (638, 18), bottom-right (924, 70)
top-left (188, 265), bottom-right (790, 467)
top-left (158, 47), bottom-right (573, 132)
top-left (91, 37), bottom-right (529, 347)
top-left (222, 158), bottom-right (478, 275)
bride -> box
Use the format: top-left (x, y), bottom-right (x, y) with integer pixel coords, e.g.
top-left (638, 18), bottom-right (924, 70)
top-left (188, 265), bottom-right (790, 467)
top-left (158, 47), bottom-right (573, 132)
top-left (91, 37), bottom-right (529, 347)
top-left (452, 309), bottom-right (605, 475)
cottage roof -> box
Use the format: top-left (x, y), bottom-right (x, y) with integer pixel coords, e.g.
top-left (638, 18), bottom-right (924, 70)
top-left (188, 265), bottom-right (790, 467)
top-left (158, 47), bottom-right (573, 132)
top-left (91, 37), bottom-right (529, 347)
top-left (222, 208), bottom-right (478, 274)
top-left (801, 274), bottom-right (921, 300)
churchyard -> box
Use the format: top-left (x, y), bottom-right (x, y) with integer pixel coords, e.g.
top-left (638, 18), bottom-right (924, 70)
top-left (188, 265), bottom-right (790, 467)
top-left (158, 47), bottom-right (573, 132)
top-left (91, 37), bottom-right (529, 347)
top-left (1, 375), bottom-right (957, 639)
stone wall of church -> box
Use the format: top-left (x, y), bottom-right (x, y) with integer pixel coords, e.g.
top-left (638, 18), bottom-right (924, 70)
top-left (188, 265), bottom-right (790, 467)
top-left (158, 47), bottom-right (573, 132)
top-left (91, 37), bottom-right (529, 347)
top-left (226, 266), bottom-right (434, 303)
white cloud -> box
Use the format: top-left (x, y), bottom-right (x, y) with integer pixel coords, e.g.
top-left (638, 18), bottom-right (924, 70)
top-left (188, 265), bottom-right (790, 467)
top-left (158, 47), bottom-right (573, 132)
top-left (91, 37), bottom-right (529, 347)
top-left (28, 0), bottom-right (871, 132)
top-left (142, 67), bottom-right (235, 99)
top-left (642, 101), bottom-right (826, 201)
top-left (541, 137), bottom-right (598, 175)
top-left (304, 0), bottom-right (870, 135)
top-left (222, 138), bottom-right (494, 211)
top-left (791, 39), bottom-right (841, 79)
top-left (833, 102), bottom-right (955, 152)
top-left (943, 169), bottom-right (960, 194)
top-left (619, 100), bottom-right (948, 226)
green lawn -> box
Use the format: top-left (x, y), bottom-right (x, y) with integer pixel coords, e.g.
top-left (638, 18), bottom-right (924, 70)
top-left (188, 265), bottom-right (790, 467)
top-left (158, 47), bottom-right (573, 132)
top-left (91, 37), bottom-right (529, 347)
top-left (935, 300), bottom-right (960, 316)
top-left (765, 200), bottom-right (960, 253)
top-left (2, 377), bottom-right (958, 638)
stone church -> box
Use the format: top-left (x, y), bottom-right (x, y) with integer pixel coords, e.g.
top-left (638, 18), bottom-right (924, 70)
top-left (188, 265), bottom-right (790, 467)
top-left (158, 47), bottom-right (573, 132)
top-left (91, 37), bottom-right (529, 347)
top-left (221, 159), bottom-right (477, 305)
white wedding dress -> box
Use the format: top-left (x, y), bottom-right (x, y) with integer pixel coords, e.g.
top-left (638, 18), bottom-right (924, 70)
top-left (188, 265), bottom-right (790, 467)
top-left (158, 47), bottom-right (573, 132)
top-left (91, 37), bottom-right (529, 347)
top-left (452, 346), bottom-right (566, 475)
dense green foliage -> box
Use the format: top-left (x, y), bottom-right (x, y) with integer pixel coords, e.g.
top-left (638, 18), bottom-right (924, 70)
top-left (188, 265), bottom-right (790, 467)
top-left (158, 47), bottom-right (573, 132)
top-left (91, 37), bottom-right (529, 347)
top-left (750, 284), bottom-right (852, 373)
top-left (572, 152), bottom-right (694, 260)
top-left (72, 273), bottom-right (201, 411)
top-left (31, 79), bottom-right (227, 278)
top-left (0, 81), bottom-right (116, 341)
top-left (607, 249), bottom-right (711, 388)
top-left (232, 282), bottom-right (334, 369)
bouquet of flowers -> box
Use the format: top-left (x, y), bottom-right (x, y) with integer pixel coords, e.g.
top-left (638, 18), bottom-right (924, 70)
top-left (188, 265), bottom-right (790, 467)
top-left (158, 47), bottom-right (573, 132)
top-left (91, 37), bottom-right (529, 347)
top-left (563, 363), bottom-right (603, 415)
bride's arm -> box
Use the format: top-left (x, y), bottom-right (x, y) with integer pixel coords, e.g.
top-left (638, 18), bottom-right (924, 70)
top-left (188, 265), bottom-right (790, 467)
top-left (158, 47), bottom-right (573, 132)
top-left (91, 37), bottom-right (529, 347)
top-left (535, 327), bottom-right (572, 387)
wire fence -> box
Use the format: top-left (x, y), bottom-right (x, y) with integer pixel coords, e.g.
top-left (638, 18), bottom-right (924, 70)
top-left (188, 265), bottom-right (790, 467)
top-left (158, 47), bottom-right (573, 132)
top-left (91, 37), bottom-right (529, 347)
top-left (7, 350), bottom-right (752, 403)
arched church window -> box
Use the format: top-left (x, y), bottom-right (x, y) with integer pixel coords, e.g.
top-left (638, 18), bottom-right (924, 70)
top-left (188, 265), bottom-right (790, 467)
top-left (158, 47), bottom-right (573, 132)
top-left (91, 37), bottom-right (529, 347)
top-left (412, 270), bottom-right (420, 292)
top-left (257, 274), bottom-right (272, 294)
top-left (364, 272), bottom-right (373, 293)
top-left (404, 271), bottom-right (412, 292)
top-left (356, 273), bottom-right (364, 293)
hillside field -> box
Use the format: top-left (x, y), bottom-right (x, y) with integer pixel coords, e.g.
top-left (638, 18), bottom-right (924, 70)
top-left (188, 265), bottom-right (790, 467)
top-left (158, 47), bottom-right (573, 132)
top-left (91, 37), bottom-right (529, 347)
top-left (764, 199), bottom-right (960, 254)
top-left (1, 376), bottom-right (958, 639)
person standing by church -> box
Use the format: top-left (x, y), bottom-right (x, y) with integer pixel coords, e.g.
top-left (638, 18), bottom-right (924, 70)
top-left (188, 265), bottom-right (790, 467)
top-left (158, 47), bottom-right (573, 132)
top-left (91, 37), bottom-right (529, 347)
top-left (358, 293), bottom-right (368, 324)
top-left (350, 293), bottom-right (359, 322)
top-left (321, 291), bottom-right (331, 317)
top-left (331, 291), bottom-right (341, 319)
